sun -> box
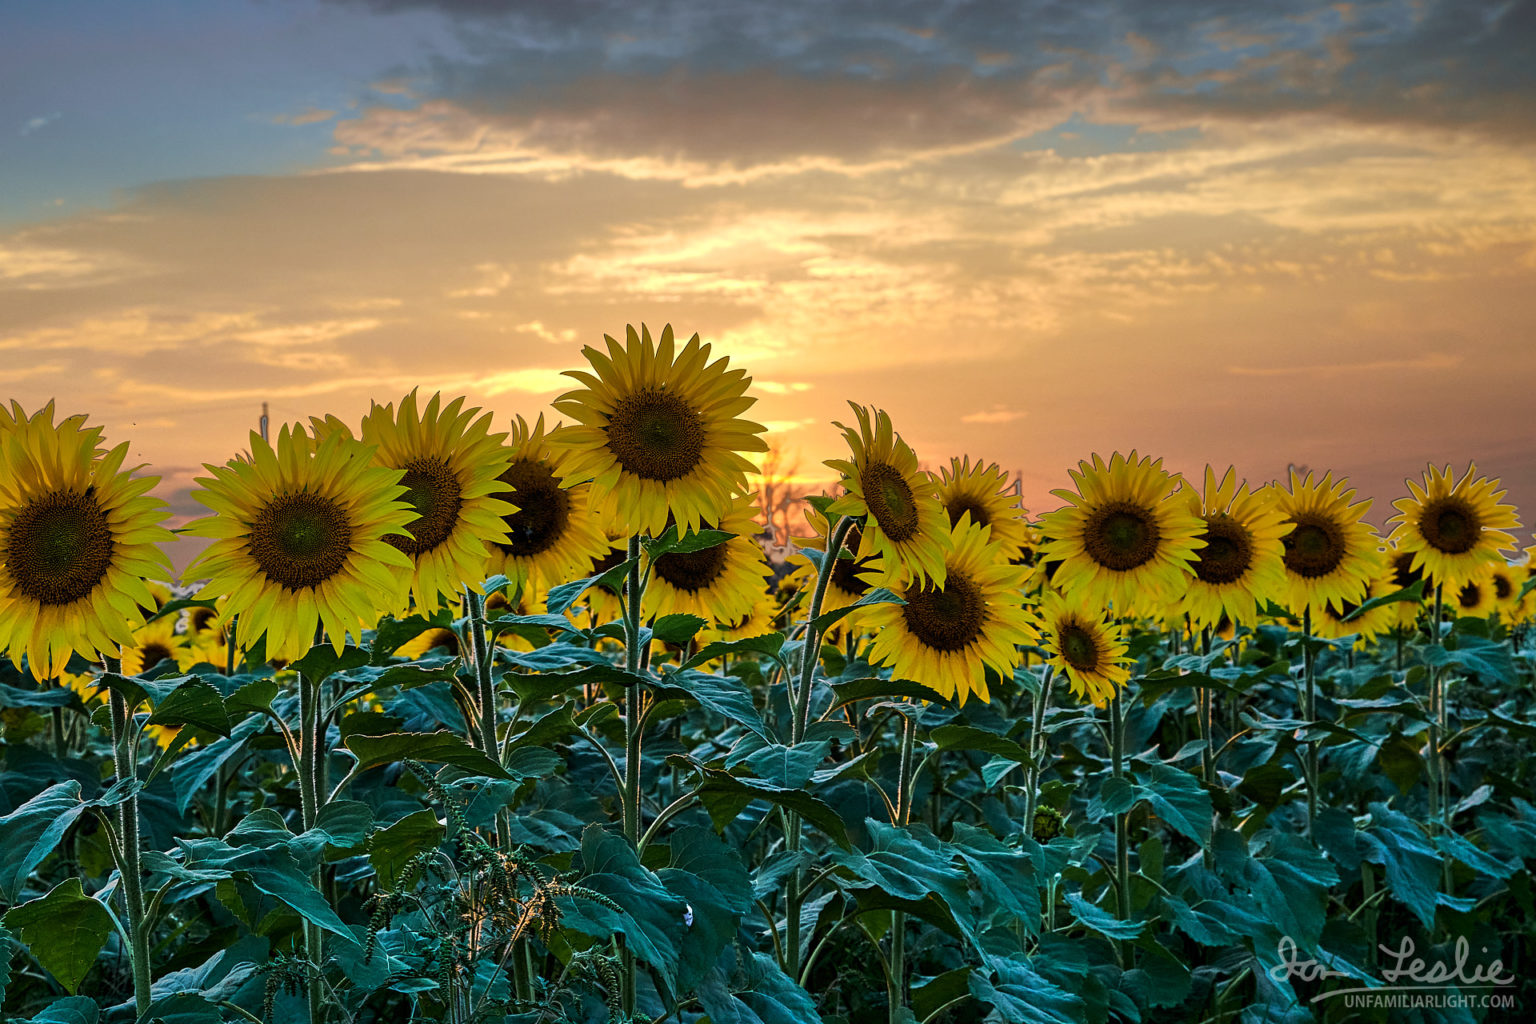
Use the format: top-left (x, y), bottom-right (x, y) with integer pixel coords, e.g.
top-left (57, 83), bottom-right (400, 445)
top-left (182, 423), bottom-right (419, 663)
top-left (0, 404), bottom-right (174, 679)
top-left (551, 323), bottom-right (767, 538)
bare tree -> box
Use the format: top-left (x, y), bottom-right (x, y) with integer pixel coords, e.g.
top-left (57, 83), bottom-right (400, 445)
top-left (756, 443), bottom-right (812, 556)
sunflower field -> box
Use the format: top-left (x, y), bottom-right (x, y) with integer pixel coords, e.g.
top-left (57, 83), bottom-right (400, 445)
top-left (0, 324), bottom-right (1532, 1024)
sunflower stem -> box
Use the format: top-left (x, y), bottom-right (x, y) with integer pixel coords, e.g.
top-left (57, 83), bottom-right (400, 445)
top-left (297, 667), bottom-right (327, 1023)
top-left (621, 534), bottom-right (645, 1019)
top-left (105, 664), bottom-right (152, 1018)
top-left (890, 710), bottom-right (918, 1023)
top-left (462, 586), bottom-right (499, 762)
top-left (793, 515), bottom-right (856, 744)
top-left (1021, 666), bottom-right (1053, 844)
top-left (1110, 685), bottom-right (1132, 966)
top-left (1302, 607), bottom-right (1318, 839)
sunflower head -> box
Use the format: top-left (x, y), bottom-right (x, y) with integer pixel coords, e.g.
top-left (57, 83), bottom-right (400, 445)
top-left (1388, 463), bottom-right (1520, 590)
top-left (550, 324), bottom-right (767, 539)
top-left (360, 389), bottom-right (517, 612)
top-left (1453, 576), bottom-right (1495, 618)
top-left (121, 616), bottom-right (196, 677)
top-left (182, 423), bottom-right (419, 662)
top-left (1176, 467), bottom-right (1287, 629)
top-left (936, 456), bottom-right (1029, 561)
top-left (1039, 451), bottom-right (1206, 618)
top-left (825, 403), bottom-right (951, 587)
top-left (0, 405), bottom-right (174, 679)
top-left (488, 414), bottom-right (610, 594)
top-left (1030, 592), bottom-right (1131, 708)
top-left (644, 492), bottom-right (773, 626)
top-left (861, 515), bottom-right (1033, 707)
top-left (1274, 469), bottom-right (1381, 617)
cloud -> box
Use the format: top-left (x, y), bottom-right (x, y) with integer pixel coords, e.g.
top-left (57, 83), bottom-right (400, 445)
top-left (1227, 352), bottom-right (1463, 377)
top-left (272, 107), bottom-right (338, 126)
top-left (961, 406), bottom-right (1026, 424)
top-left (19, 112), bottom-right (60, 136)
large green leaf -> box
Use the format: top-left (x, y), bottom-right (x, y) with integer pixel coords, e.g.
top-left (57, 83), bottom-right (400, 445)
top-left (968, 955), bottom-right (1084, 1024)
top-left (0, 780), bottom-right (87, 902)
top-left (670, 757), bottom-right (850, 850)
top-left (3, 878), bottom-right (114, 994)
top-left (930, 724), bottom-right (1030, 763)
top-left (343, 731), bottom-right (510, 779)
top-left (559, 824), bottom-right (686, 994)
top-left (830, 820), bottom-right (976, 946)
top-left (369, 808), bottom-right (445, 888)
top-left (16, 996), bottom-right (99, 1024)
top-left (145, 675), bottom-right (232, 737)
top-left (697, 948), bottom-right (826, 1024)
top-left (653, 669), bottom-right (769, 737)
top-left (676, 632), bottom-right (787, 674)
top-left (826, 677), bottom-right (951, 713)
top-left (290, 643), bottom-right (372, 684)
top-left (658, 826), bottom-right (753, 990)
top-left (811, 587), bottom-right (904, 635)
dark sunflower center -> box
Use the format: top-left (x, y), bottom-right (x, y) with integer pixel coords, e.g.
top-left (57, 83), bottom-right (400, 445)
top-left (1083, 501), bottom-right (1160, 571)
top-left (423, 628), bottom-right (460, 654)
top-left (249, 492), bottom-right (354, 591)
top-left (900, 570), bottom-right (984, 652)
top-left (1492, 574), bottom-right (1512, 600)
top-left (944, 495), bottom-right (990, 529)
top-left (1457, 582), bottom-right (1482, 609)
top-left (1418, 497), bottom-right (1481, 555)
top-left (590, 547), bottom-right (628, 576)
top-left (189, 607), bottom-right (218, 633)
top-left (138, 642), bottom-right (172, 672)
top-left (4, 487), bottom-right (116, 606)
top-left (390, 457), bottom-right (463, 556)
top-left (495, 457), bottom-right (570, 557)
top-left (1059, 623), bottom-right (1100, 673)
top-left (1390, 551), bottom-right (1425, 591)
top-left (861, 462), bottom-right (920, 542)
top-left (1012, 546), bottom-right (1037, 567)
top-left (1281, 514), bottom-right (1344, 579)
top-left (605, 388), bottom-right (705, 482)
top-left (1191, 515), bottom-right (1254, 585)
top-left (654, 543), bottom-right (730, 593)
top-left (831, 525), bottom-right (873, 597)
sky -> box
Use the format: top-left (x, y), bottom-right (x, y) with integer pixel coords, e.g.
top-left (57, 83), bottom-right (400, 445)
top-left (3, 0), bottom-right (1535, 571)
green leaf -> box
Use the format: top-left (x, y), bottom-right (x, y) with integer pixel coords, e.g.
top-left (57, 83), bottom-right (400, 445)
top-left (827, 677), bottom-right (952, 713)
top-left (676, 632), bottom-right (787, 673)
top-left (1360, 802), bottom-right (1443, 929)
top-left (742, 742), bottom-right (830, 790)
top-left (1422, 634), bottom-right (1515, 683)
top-left (653, 670), bottom-right (769, 738)
top-left (138, 993), bottom-right (225, 1024)
top-left (651, 613), bottom-right (708, 645)
top-left (981, 757), bottom-right (1022, 789)
top-left (1343, 579), bottom-right (1424, 621)
top-left (1063, 891), bottom-right (1144, 939)
top-left (1135, 759), bottom-right (1214, 845)
top-left (931, 724), bottom-right (1030, 763)
top-left (646, 526), bottom-right (734, 559)
top-left (560, 824), bottom-right (686, 994)
top-left (670, 756), bottom-right (850, 850)
top-left (831, 821), bottom-right (976, 946)
top-left (811, 587), bottom-right (904, 635)
top-left (659, 826), bottom-right (753, 989)
top-left (369, 809), bottom-right (445, 888)
top-left (0, 780), bottom-right (87, 902)
top-left (0, 683), bottom-right (75, 709)
top-left (968, 955), bottom-right (1084, 1024)
top-left (146, 676), bottom-right (232, 737)
top-left (224, 677), bottom-right (280, 719)
top-left (3, 878), bottom-right (113, 994)
top-left (17, 995), bottom-right (99, 1024)
top-left (546, 557), bottom-right (636, 615)
top-left (343, 732), bottom-right (511, 779)
top-left (290, 643), bottom-right (371, 684)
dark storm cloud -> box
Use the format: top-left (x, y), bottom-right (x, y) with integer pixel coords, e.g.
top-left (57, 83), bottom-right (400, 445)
top-left (326, 0), bottom-right (1536, 168)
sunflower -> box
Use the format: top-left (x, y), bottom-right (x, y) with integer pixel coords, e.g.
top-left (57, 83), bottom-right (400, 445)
top-left (551, 323), bottom-right (767, 539)
top-left (935, 456), bottom-right (1028, 561)
top-left (861, 516), bottom-right (1033, 707)
top-left (393, 627), bottom-right (462, 660)
top-left (783, 504), bottom-right (882, 616)
top-left (1174, 467), bottom-right (1287, 630)
top-left (700, 594), bottom-right (779, 645)
top-left (120, 617), bottom-right (197, 677)
top-left (643, 492), bottom-right (772, 625)
top-left (182, 423), bottom-right (418, 663)
top-left (487, 414), bottom-right (610, 595)
top-left (1038, 451), bottom-right (1205, 618)
top-left (1387, 463), bottom-right (1519, 591)
top-left (1487, 563), bottom-right (1520, 616)
top-left (1509, 563), bottom-right (1534, 624)
top-left (1029, 592), bottom-right (1131, 708)
top-left (361, 390), bottom-right (517, 612)
top-left (1273, 469), bottom-right (1381, 618)
top-left (1014, 523), bottom-right (1044, 568)
top-left (1312, 577), bottom-right (1395, 649)
top-left (1452, 577), bottom-right (1495, 618)
top-left (0, 406), bottom-right (174, 679)
top-left (569, 534), bottom-right (631, 627)
top-left (825, 404), bottom-right (950, 587)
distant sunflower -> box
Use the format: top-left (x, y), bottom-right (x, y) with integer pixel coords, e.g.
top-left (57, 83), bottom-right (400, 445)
top-left (861, 516), bottom-right (1033, 707)
top-left (1030, 592), bottom-right (1131, 708)
top-left (825, 403), bottom-right (950, 587)
top-left (1175, 467), bottom-right (1287, 630)
top-left (1387, 463), bottom-right (1519, 589)
top-left (487, 414), bottom-right (609, 594)
top-left (1039, 451), bottom-right (1205, 618)
top-left (182, 424), bottom-right (418, 663)
top-left (935, 456), bottom-right (1028, 561)
top-left (361, 390), bottom-right (517, 612)
top-left (700, 594), bottom-right (778, 645)
top-left (1381, 542), bottom-right (1428, 630)
top-left (644, 492), bottom-right (772, 625)
top-left (784, 505), bottom-right (882, 616)
top-left (1488, 563), bottom-right (1520, 616)
top-left (1452, 577), bottom-right (1495, 617)
top-left (120, 617), bottom-right (197, 676)
top-left (1312, 577), bottom-right (1395, 649)
top-left (1274, 469), bottom-right (1381, 617)
top-left (552, 323), bottom-right (767, 538)
top-left (571, 535), bottom-right (631, 626)
top-left (1014, 523), bottom-right (1044, 568)
top-left (393, 627), bottom-right (461, 660)
top-left (1509, 563), bottom-right (1533, 624)
top-left (0, 406), bottom-right (174, 679)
